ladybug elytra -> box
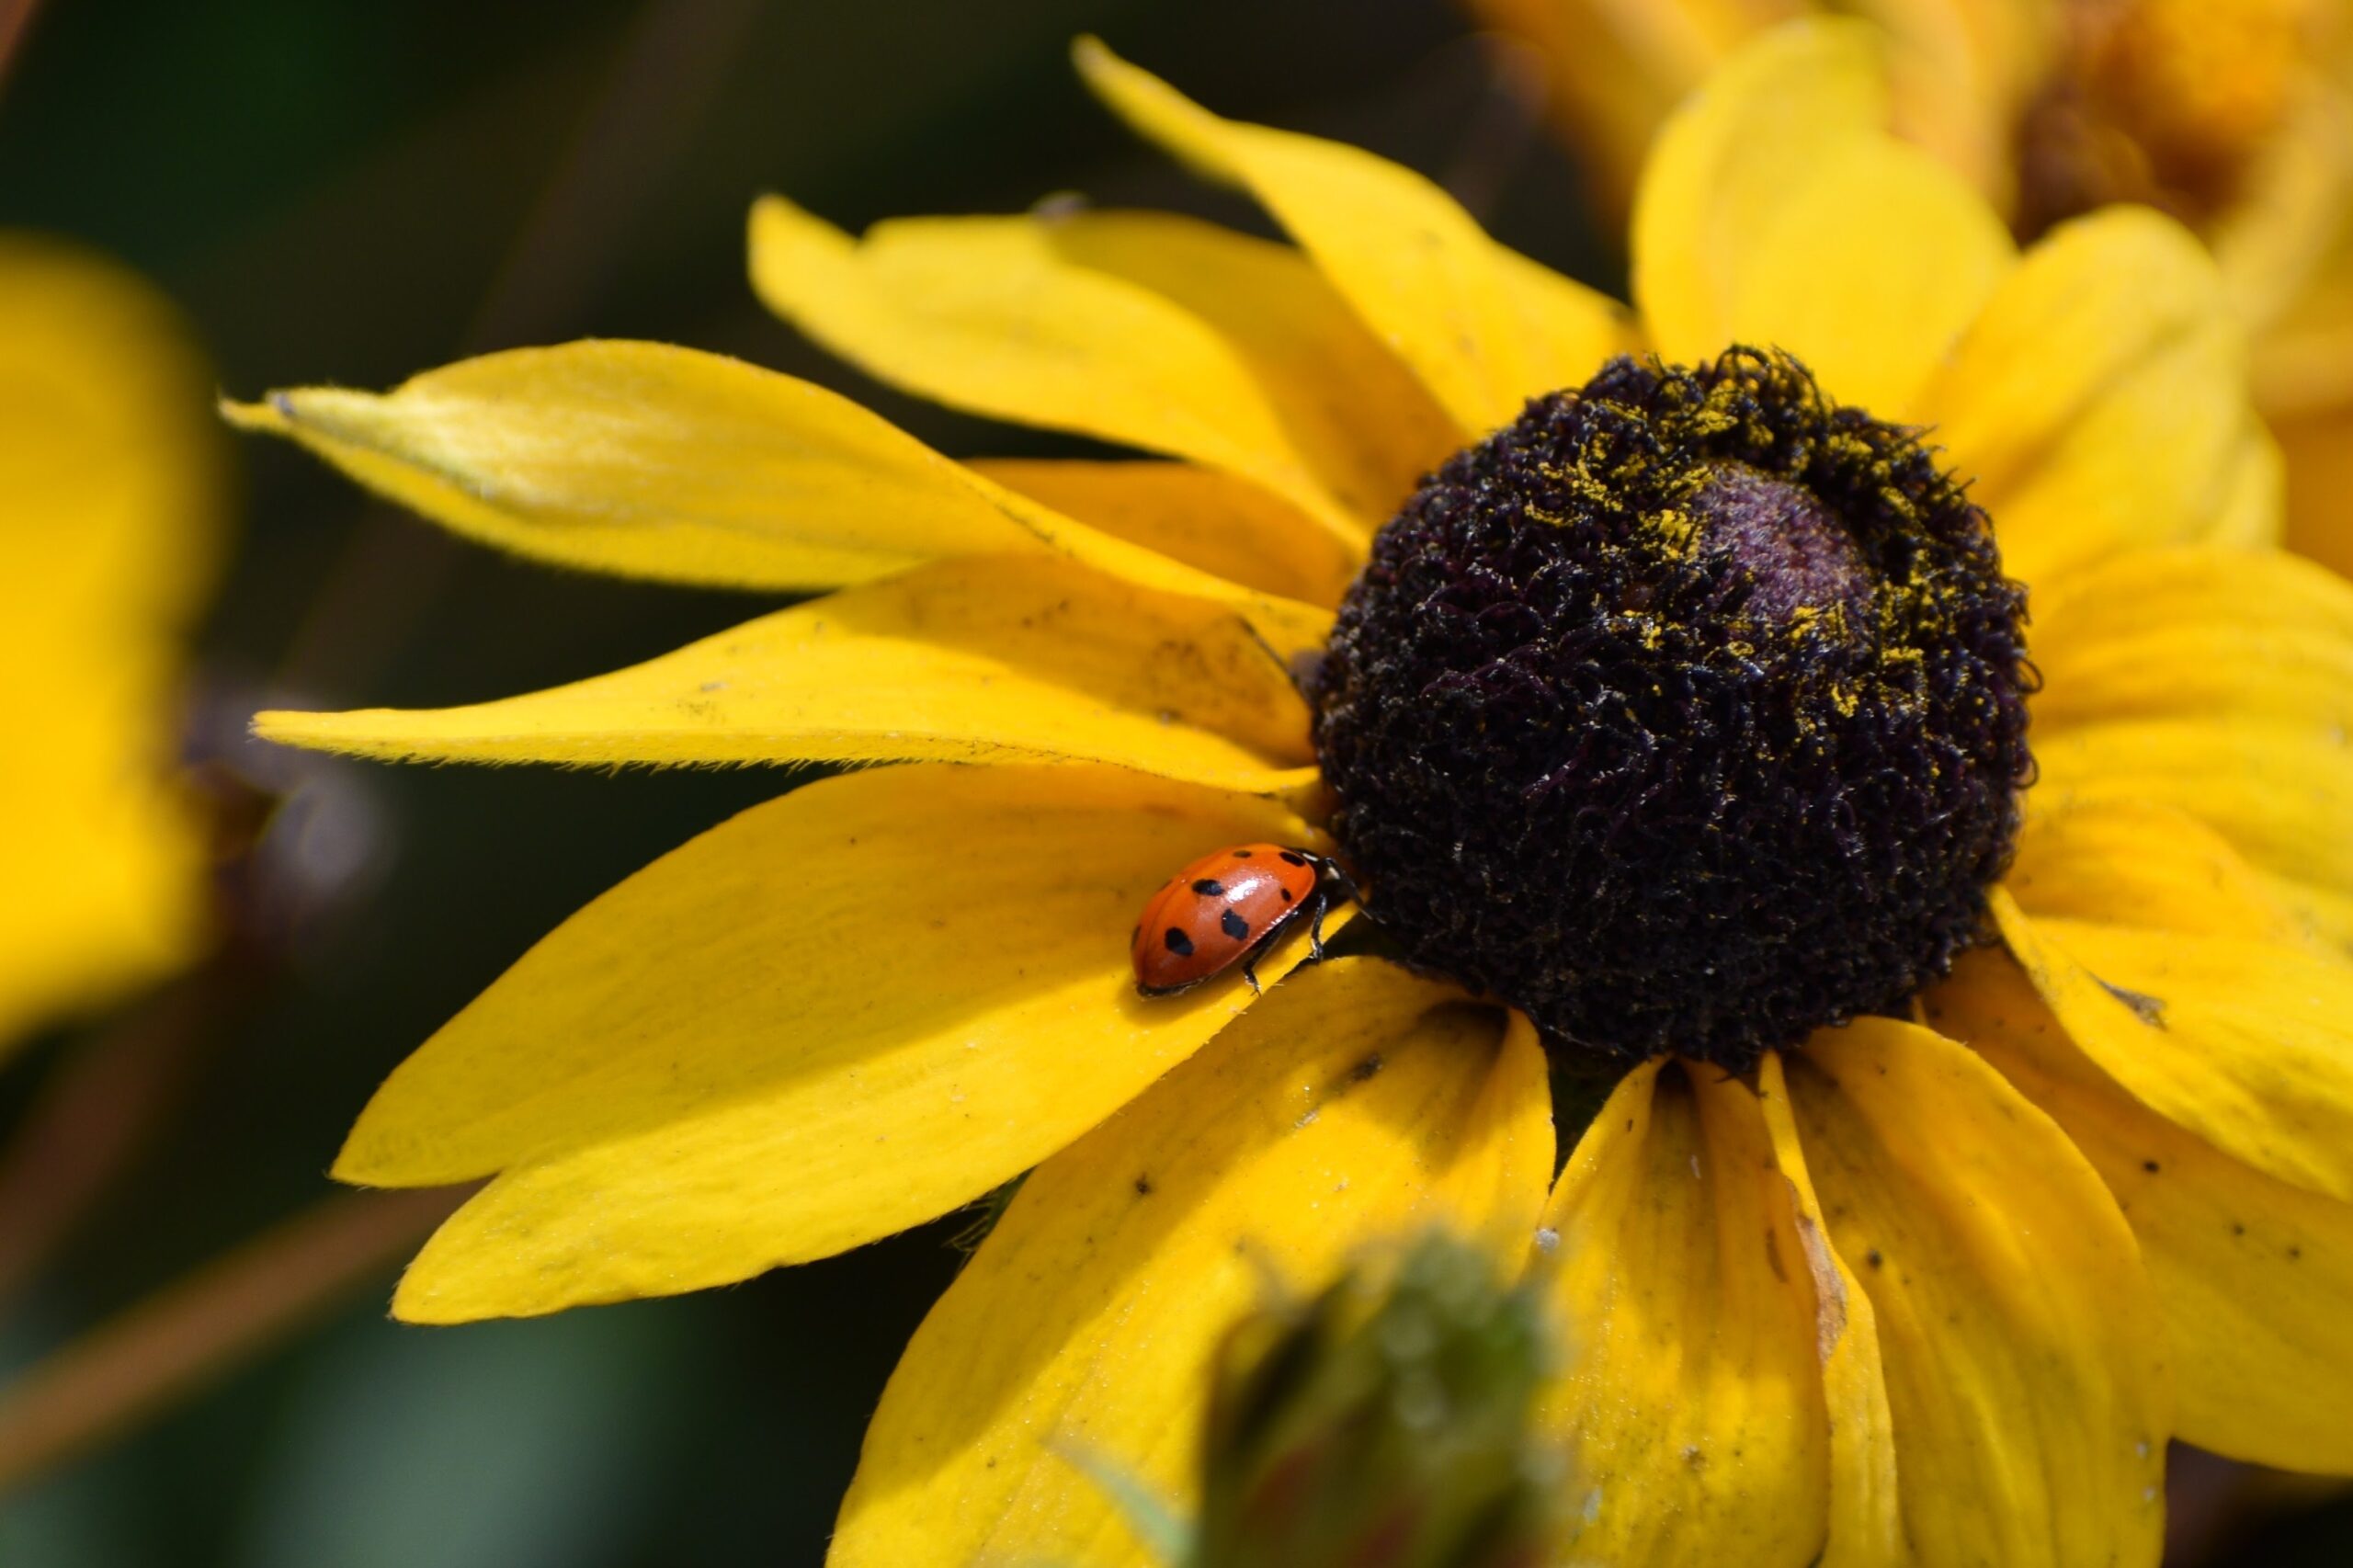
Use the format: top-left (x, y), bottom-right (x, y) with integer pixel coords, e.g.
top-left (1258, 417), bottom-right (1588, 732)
top-left (1130, 843), bottom-right (1354, 996)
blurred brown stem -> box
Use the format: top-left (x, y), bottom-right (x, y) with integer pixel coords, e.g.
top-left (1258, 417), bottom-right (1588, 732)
top-left (0, 973), bottom-right (234, 1315)
top-left (0, 1187), bottom-right (467, 1494)
top-left (0, 0), bottom-right (51, 92)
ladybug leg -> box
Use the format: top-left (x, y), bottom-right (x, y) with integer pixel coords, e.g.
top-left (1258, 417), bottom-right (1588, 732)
top-left (1241, 958), bottom-right (1264, 996)
top-left (1306, 893), bottom-right (1331, 961)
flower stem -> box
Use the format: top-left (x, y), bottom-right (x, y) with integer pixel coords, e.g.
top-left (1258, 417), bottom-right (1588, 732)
top-left (0, 1187), bottom-right (467, 1494)
top-left (0, 0), bottom-right (51, 92)
top-left (0, 973), bottom-right (233, 1316)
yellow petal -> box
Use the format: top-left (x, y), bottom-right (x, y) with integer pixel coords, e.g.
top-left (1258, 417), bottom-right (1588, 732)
top-left (353, 765), bottom-right (1352, 1322)
top-left (828, 957), bottom-right (1553, 1568)
top-left (2278, 881), bottom-right (2353, 958)
top-left (1856, 0), bottom-right (2051, 211)
top-left (1074, 39), bottom-right (1629, 431)
top-left (1726, 134), bottom-right (2014, 415)
top-left (2007, 799), bottom-right (2321, 949)
top-left (750, 201), bottom-right (1458, 535)
top-left (1752, 1052), bottom-right (1904, 1568)
top-left (1920, 207), bottom-right (2279, 586)
top-left (1986, 330), bottom-right (2275, 591)
top-left (1631, 18), bottom-right (1886, 369)
top-left (1786, 1018), bottom-right (2169, 1568)
top-left (3, 237), bottom-right (222, 627)
top-left (1933, 950), bottom-right (2353, 1475)
top-left (0, 235), bottom-right (223, 1046)
top-left (223, 341), bottom-right (1329, 657)
top-left (2030, 546), bottom-right (2353, 736)
top-left (2206, 417), bottom-right (2288, 551)
top-left (2029, 719), bottom-right (2353, 949)
top-left (1995, 895), bottom-right (2353, 1207)
top-left (1488, 244), bottom-right (1644, 402)
top-left (1926, 209), bottom-right (2215, 497)
top-left (1534, 1058), bottom-right (1836, 1567)
top-left (256, 554), bottom-right (1316, 791)
top-left (0, 651), bottom-right (208, 1048)
top-left (2211, 81), bottom-right (2353, 336)
top-left (1041, 217), bottom-right (1461, 521)
top-left (968, 459), bottom-right (1361, 608)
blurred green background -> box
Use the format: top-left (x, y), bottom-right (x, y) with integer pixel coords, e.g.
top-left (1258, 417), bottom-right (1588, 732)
top-left (0, 1), bottom-right (2345, 1562)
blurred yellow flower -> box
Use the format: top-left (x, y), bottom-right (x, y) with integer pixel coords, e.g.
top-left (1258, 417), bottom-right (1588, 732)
top-left (234, 20), bottom-right (2351, 1567)
top-left (0, 235), bottom-right (222, 1052)
top-left (1473, 0), bottom-right (2353, 568)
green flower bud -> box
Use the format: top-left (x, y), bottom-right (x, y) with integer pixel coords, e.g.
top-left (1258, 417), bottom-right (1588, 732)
top-left (1191, 1233), bottom-right (1563, 1568)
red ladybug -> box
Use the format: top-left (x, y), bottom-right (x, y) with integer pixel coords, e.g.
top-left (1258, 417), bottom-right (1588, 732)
top-left (1130, 844), bottom-right (1354, 996)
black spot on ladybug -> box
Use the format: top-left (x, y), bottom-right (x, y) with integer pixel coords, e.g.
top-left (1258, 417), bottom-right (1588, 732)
top-left (1165, 928), bottom-right (1195, 957)
top-left (1192, 878), bottom-right (1226, 896)
top-left (1279, 888), bottom-right (1295, 903)
top-left (1221, 908), bottom-right (1251, 941)
top-left (1279, 850), bottom-right (1309, 867)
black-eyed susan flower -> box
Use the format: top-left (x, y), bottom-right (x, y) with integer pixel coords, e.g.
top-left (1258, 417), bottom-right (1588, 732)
top-left (1472, 0), bottom-right (2353, 571)
top-left (233, 20), bottom-right (2352, 1564)
top-left (2, 236), bottom-right (222, 1052)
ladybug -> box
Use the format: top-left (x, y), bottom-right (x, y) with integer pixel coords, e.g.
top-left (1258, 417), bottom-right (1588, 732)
top-left (1130, 844), bottom-right (1355, 996)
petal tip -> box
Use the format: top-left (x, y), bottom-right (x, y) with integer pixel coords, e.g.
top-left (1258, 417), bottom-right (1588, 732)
top-left (219, 392), bottom-right (292, 434)
top-left (745, 195), bottom-right (855, 319)
top-left (2037, 201), bottom-right (2223, 296)
top-left (330, 1116), bottom-right (414, 1189)
top-left (1069, 33), bottom-right (1201, 148)
top-left (250, 708), bottom-right (335, 748)
top-left (387, 1271), bottom-right (465, 1326)
top-left (1672, 13), bottom-right (1886, 133)
top-left (1068, 32), bottom-right (1120, 85)
top-left (745, 189), bottom-right (810, 231)
top-left (383, 1209), bottom-right (539, 1326)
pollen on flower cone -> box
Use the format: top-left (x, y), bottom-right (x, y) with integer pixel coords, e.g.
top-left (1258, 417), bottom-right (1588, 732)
top-left (38, 8), bottom-right (2345, 1567)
